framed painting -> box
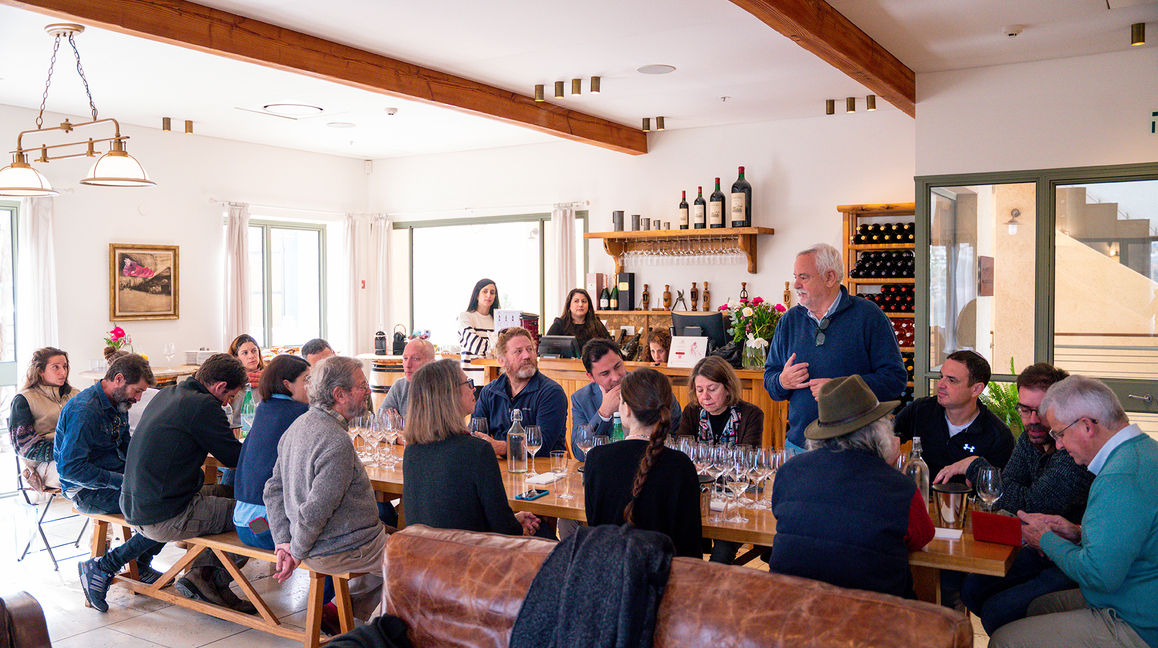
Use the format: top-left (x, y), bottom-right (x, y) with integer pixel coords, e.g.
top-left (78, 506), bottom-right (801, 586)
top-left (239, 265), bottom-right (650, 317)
top-left (109, 244), bottom-right (179, 320)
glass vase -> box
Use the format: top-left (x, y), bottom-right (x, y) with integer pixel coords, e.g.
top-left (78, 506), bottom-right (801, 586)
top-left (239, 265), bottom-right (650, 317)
top-left (742, 344), bottom-right (767, 369)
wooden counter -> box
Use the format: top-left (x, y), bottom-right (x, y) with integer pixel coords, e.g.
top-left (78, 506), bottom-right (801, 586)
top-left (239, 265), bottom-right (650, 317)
top-left (470, 358), bottom-right (787, 451)
top-left (78, 364), bottom-right (199, 387)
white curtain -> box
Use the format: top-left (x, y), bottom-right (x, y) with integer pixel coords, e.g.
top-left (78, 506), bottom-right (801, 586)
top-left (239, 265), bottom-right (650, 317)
top-left (369, 214), bottom-right (393, 336)
top-left (16, 197), bottom-right (58, 364)
top-left (551, 203), bottom-right (578, 312)
top-left (344, 213), bottom-right (366, 355)
top-left (223, 202), bottom-right (250, 345)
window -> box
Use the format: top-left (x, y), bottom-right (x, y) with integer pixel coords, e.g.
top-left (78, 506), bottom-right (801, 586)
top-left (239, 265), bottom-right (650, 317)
top-left (0, 202), bottom-right (15, 408)
top-left (396, 212), bottom-right (587, 347)
top-left (247, 221), bottom-right (326, 348)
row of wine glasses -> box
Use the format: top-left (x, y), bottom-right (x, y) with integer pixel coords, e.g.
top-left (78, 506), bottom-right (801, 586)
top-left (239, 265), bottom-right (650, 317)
top-left (348, 414), bottom-right (401, 468)
top-left (619, 239), bottom-right (746, 267)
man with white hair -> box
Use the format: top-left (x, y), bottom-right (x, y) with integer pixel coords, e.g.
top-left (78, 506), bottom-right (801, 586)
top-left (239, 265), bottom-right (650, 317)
top-left (991, 375), bottom-right (1158, 648)
top-left (764, 243), bottom-right (907, 453)
top-left (380, 338), bottom-right (435, 426)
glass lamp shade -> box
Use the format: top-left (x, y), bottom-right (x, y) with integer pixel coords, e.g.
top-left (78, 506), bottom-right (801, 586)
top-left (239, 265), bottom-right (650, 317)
top-left (0, 157), bottom-right (58, 197)
top-left (81, 142), bottom-right (155, 188)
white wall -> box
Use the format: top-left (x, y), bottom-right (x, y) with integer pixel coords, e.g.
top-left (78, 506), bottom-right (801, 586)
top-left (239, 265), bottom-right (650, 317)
top-left (916, 47), bottom-right (1158, 176)
top-left (0, 104), bottom-right (368, 370)
top-left (371, 111), bottom-right (917, 337)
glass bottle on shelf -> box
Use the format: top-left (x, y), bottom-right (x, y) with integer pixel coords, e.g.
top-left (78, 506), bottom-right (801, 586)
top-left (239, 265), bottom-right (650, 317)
top-left (599, 287), bottom-right (611, 310)
top-left (730, 166), bottom-right (751, 228)
top-left (693, 187), bottom-right (706, 229)
top-left (708, 177), bottom-right (725, 228)
top-left (609, 285), bottom-right (619, 310)
top-left (679, 190), bottom-right (689, 230)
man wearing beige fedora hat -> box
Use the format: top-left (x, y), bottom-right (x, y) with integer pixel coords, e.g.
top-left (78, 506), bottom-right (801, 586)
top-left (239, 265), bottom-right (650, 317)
top-left (769, 375), bottom-right (934, 598)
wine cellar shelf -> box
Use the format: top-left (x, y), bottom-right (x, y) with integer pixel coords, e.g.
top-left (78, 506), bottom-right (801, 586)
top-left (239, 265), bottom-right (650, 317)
top-left (585, 227), bottom-right (775, 275)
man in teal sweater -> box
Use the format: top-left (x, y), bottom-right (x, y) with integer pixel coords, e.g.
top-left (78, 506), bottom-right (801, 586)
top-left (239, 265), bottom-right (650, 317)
top-left (991, 375), bottom-right (1157, 648)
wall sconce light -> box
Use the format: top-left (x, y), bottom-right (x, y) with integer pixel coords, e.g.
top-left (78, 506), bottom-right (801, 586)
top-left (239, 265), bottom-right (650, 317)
top-left (590, 76), bottom-right (601, 93)
top-left (0, 24), bottom-right (154, 196)
top-left (1132, 23), bottom-right (1145, 46)
top-left (534, 84), bottom-right (545, 102)
top-left (866, 95), bottom-right (877, 111)
top-left (554, 81), bottom-right (565, 99)
top-left (185, 120), bottom-right (194, 134)
top-left (826, 99), bottom-right (835, 115)
top-left (846, 97), bottom-right (856, 113)
top-left (162, 117), bottom-right (171, 132)
top-left (572, 79), bottom-right (582, 96)
top-left (656, 116), bottom-right (665, 131)
top-left (1005, 208), bottom-right (1021, 235)
top-left (642, 118), bottom-right (651, 132)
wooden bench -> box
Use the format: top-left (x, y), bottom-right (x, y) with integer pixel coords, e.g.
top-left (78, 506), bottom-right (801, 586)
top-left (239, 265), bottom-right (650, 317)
top-left (82, 511), bottom-right (359, 648)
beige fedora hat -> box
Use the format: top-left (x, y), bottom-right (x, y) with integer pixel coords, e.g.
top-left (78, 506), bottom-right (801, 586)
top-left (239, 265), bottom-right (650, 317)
top-left (804, 374), bottom-right (899, 440)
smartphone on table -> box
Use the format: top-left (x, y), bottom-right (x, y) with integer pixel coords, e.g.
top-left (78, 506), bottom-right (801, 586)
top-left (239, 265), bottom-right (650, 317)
top-left (515, 488), bottom-right (549, 501)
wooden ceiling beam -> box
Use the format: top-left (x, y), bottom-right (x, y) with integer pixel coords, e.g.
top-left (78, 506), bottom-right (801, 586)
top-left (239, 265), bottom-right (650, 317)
top-left (729, 0), bottom-right (915, 117)
top-left (3, 0), bottom-right (649, 155)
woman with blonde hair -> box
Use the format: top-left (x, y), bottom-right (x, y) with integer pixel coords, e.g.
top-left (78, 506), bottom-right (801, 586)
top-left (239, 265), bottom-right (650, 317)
top-left (677, 355), bottom-right (763, 447)
top-left (402, 359), bottom-right (539, 535)
top-left (583, 368), bottom-right (702, 557)
top-left (10, 347), bottom-right (77, 491)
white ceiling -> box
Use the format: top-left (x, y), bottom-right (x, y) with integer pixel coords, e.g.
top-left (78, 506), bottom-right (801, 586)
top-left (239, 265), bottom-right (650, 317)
top-left (0, 0), bottom-right (1153, 161)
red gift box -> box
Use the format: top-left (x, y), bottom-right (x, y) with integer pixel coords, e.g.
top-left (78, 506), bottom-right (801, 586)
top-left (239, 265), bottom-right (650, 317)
top-left (972, 510), bottom-right (1022, 546)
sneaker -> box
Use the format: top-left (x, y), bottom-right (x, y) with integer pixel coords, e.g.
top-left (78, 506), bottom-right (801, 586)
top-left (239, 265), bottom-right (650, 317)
top-left (175, 570), bottom-right (227, 607)
top-left (137, 564), bottom-right (164, 585)
top-left (78, 558), bottom-right (113, 613)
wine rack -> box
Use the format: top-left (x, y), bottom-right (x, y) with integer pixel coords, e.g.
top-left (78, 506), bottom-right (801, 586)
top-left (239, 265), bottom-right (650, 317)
top-left (840, 203), bottom-right (916, 357)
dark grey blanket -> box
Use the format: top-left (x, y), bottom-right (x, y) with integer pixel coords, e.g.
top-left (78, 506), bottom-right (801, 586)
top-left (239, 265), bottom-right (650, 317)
top-left (510, 524), bottom-right (675, 648)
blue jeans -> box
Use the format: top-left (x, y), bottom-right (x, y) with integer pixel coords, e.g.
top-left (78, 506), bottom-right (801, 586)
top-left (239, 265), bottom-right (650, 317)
top-left (73, 487), bottom-right (165, 575)
top-left (961, 548), bottom-right (1077, 635)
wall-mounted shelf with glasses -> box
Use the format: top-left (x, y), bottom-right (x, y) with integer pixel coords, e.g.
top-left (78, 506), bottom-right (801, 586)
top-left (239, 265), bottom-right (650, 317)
top-left (585, 227), bottom-right (774, 275)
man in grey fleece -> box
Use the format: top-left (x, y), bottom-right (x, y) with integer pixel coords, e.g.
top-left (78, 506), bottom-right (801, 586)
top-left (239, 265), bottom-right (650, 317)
top-left (264, 355), bottom-right (387, 620)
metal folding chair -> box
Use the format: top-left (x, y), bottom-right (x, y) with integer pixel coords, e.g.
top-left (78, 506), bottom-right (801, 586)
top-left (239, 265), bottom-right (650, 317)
top-left (12, 450), bottom-right (88, 570)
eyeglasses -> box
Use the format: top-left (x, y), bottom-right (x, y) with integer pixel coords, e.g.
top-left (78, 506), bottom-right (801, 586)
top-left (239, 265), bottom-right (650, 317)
top-left (815, 317), bottom-right (830, 346)
top-left (460, 377), bottom-right (475, 389)
top-left (1049, 417), bottom-right (1095, 441)
top-left (1016, 404), bottom-right (1040, 417)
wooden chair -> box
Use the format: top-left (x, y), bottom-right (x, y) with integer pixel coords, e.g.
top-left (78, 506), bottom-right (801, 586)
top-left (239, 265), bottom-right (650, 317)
top-left (0, 591), bottom-right (52, 648)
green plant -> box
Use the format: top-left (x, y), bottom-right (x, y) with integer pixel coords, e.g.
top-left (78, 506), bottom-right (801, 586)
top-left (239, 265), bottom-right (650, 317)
top-left (980, 357), bottom-right (1022, 435)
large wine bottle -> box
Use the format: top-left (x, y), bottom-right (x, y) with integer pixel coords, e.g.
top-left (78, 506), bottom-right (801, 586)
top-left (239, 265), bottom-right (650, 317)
top-left (678, 190), bottom-right (689, 230)
top-left (730, 166), bottom-right (751, 228)
top-left (693, 186), bottom-right (706, 229)
top-left (708, 178), bottom-right (725, 228)
top-left (609, 284), bottom-right (619, 310)
top-left (599, 287), bottom-right (611, 310)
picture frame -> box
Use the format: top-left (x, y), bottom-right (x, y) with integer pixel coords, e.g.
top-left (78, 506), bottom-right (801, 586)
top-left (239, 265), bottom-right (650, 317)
top-left (109, 243), bottom-right (179, 321)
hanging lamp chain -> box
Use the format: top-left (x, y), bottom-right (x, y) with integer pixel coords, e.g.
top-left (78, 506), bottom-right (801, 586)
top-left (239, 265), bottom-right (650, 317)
top-left (35, 30), bottom-right (99, 130)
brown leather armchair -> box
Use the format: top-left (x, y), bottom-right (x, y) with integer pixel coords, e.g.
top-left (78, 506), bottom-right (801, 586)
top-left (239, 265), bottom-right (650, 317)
top-left (383, 525), bottom-right (971, 648)
top-left (1, 592), bottom-right (52, 648)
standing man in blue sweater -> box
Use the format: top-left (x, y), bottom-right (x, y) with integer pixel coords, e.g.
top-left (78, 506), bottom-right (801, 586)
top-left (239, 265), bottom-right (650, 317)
top-left (764, 243), bottom-right (907, 453)
top-left (991, 376), bottom-right (1158, 648)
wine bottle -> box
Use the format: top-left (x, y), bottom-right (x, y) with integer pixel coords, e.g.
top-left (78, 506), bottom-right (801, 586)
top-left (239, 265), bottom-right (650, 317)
top-left (609, 285), bottom-right (619, 310)
top-left (730, 166), bottom-right (752, 228)
top-left (599, 287), bottom-right (611, 310)
top-left (708, 178), bottom-right (725, 228)
top-left (693, 187), bottom-right (706, 229)
top-left (679, 190), bottom-right (689, 230)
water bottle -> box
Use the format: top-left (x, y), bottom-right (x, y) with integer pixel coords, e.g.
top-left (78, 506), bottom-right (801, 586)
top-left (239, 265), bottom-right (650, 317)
top-left (507, 409), bottom-right (528, 474)
top-left (611, 412), bottom-right (624, 442)
top-left (903, 437), bottom-right (931, 503)
top-left (240, 386), bottom-right (256, 439)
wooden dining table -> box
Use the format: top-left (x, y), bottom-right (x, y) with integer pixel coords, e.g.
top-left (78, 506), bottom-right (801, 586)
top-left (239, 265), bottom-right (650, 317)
top-left (363, 453), bottom-right (1017, 603)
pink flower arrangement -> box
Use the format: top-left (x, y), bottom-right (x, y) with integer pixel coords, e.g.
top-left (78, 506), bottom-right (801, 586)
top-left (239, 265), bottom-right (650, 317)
top-left (104, 325), bottom-right (133, 351)
top-left (722, 297), bottom-right (786, 344)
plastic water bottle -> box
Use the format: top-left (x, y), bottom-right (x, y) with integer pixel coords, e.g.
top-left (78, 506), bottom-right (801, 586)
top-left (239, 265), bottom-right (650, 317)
top-left (240, 386), bottom-right (256, 438)
top-left (903, 437), bottom-right (931, 503)
top-left (611, 413), bottom-right (624, 442)
top-left (507, 409), bottom-right (527, 474)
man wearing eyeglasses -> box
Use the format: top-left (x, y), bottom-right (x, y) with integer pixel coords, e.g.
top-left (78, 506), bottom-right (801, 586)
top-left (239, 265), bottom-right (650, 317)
top-left (765, 243), bottom-right (907, 454)
top-left (937, 363), bottom-right (1094, 635)
top-left (990, 376), bottom-right (1157, 648)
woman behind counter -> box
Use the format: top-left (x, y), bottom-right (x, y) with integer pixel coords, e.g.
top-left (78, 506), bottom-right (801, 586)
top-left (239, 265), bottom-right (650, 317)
top-left (642, 327), bottom-right (671, 364)
top-left (545, 288), bottom-right (611, 353)
top-left (402, 359), bottom-right (539, 536)
top-left (458, 278), bottom-right (499, 359)
top-left (10, 347), bottom-right (77, 491)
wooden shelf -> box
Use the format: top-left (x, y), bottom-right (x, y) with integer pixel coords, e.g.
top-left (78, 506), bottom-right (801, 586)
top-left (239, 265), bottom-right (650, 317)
top-left (848, 278), bottom-right (914, 284)
top-left (585, 227), bottom-right (775, 275)
top-left (884, 312), bottom-right (915, 318)
top-left (900, 346), bottom-right (915, 353)
top-left (849, 243), bottom-right (914, 251)
top-left (836, 203), bottom-right (916, 215)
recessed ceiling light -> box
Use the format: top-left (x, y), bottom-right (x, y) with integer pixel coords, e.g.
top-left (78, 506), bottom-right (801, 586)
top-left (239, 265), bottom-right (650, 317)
top-left (636, 64), bottom-right (676, 75)
top-left (263, 103), bottom-right (323, 116)
top-left (327, 122), bottom-right (356, 129)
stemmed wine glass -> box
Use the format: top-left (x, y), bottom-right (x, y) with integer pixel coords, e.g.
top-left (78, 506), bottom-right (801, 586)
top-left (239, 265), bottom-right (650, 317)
top-left (550, 450), bottom-right (572, 499)
top-left (524, 426), bottom-right (543, 477)
top-left (574, 424), bottom-right (596, 462)
top-left (725, 448), bottom-right (751, 523)
top-left (349, 415), bottom-right (368, 460)
top-left (704, 444), bottom-right (727, 522)
top-left (749, 447), bottom-right (772, 509)
top-left (164, 342), bottom-right (176, 368)
top-left (976, 465), bottom-right (1003, 512)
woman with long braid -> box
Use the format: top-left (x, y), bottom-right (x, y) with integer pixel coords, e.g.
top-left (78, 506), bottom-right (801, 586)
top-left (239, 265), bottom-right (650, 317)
top-left (582, 368), bottom-right (703, 557)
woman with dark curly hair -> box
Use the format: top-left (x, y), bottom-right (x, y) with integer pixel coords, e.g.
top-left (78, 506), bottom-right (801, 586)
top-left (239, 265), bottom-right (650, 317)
top-left (10, 347), bottom-right (77, 491)
top-left (583, 368), bottom-right (702, 557)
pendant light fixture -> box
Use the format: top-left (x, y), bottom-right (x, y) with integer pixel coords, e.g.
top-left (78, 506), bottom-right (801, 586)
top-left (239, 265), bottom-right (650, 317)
top-left (0, 24), bottom-right (154, 196)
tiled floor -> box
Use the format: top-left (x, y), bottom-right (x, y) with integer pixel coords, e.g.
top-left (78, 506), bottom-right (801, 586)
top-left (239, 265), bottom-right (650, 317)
top-left (2, 487), bottom-right (994, 648)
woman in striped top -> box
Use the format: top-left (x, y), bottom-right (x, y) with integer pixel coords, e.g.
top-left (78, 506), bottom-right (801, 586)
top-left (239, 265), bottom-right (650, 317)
top-left (458, 278), bottom-right (499, 359)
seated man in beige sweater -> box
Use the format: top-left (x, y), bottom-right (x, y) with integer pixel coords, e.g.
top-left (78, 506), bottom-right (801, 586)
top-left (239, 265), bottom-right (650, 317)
top-left (264, 355), bottom-right (388, 621)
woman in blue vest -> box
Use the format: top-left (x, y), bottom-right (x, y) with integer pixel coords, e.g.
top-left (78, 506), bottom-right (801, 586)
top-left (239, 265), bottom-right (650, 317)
top-left (770, 374), bottom-right (934, 598)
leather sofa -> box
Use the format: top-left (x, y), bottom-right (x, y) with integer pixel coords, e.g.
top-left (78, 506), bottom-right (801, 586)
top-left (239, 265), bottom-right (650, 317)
top-left (382, 525), bottom-right (972, 648)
